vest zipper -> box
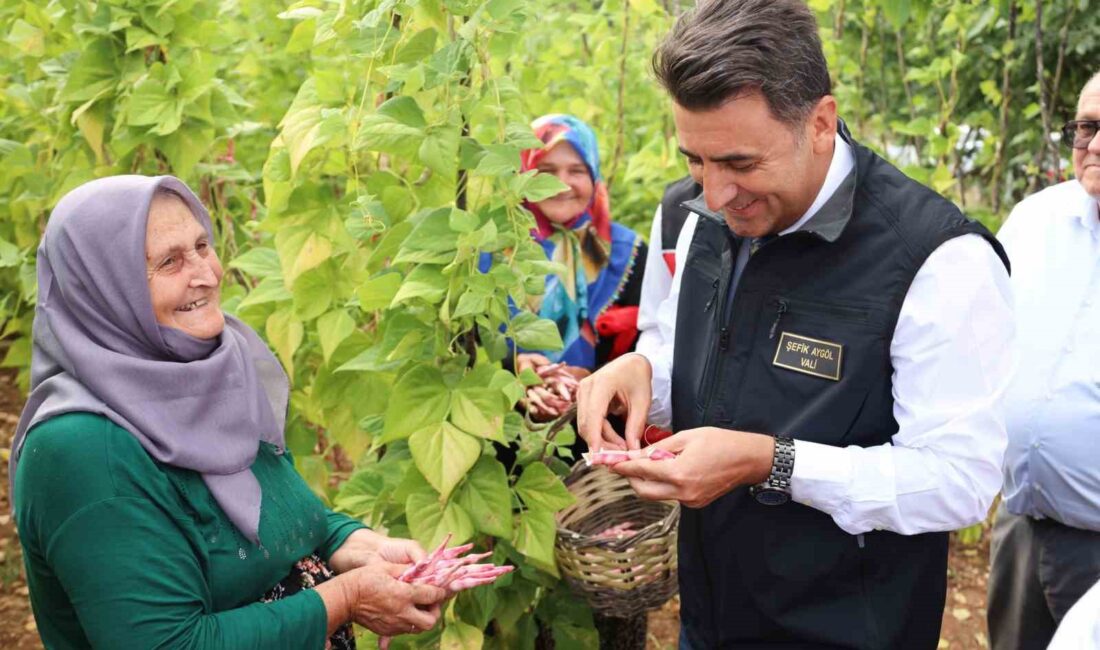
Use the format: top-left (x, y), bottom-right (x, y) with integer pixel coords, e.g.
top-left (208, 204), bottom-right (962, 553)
top-left (778, 296), bottom-right (869, 323)
top-left (701, 230), bottom-right (738, 421)
top-left (768, 299), bottom-right (789, 339)
top-left (704, 277), bottom-right (720, 312)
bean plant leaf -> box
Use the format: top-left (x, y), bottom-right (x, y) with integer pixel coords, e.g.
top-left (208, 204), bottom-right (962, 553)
top-left (450, 387), bottom-right (505, 442)
top-left (160, 123), bottom-right (216, 173)
top-left (511, 312), bottom-right (563, 350)
top-left (455, 586), bottom-right (500, 634)
top-left (395, 28), bottom-right (438, 64)
top-left (377, 95), bottom-right (427, 128)
top-left (406, 484), bottom-right (475, 549)
top-left (409, 421), bottom-right (481, 500)
top-left (381, 365), bottom-right (451, 444)
top-left (882, 0), bottom-right (912, 28)
top-left (280, 102), bottom-right (331, 174)
top-left (448, 208), bottom-right (479, 233)
top-left (517, 368), bottom-right (542, 387)
top-left (366, 221), bottom-right (414, 272)
top-left (335, 346), bottom-right (403, 374)
top-left (515, 171), bottom-right (569, 202)
top-left (276, 228), bottom-right (332, 288)
top-left (0, 239), bottom-right (21, 269)
top-left (474, 143), bottom-right (521, 176)
top-left (393, 215), bottom-right (458, 263)
top-left (456, 456), bottom-right (513, 538)
top-left (515, 462), bottom-right (575, 512)
top-left (7, 20), bottom-right (45, 57)
top-left (317, 309), bottom-right (356, 363)
top-left (357, 273), bottom-right (403, 311)
top-left (452, 289), bottom-right (490, 319)
top-left (440, 620), bottom-right (484, 650)
top-left (356, 113), bottom-right (423, 157)
top-left (333, 470), bottom-right (386, 521)
top-left (295, 454), bottom-right (331, 502)
top-left (292, 265), bottom-right (335, 321)
top-left (266, 309), bottom-right (303, 376)
top-left (390, 264), bottom-right (449, 306)
top-left (127, 65), bottom-right (183, 135)
top-left (419, 125), bottom-right (460, 178)
top-left (229, 247), bottom-right (282, 278)
top-left (238, 276), bottom-right (292, 308)
top-left (513, 506), bottom-right (558, 574)
top-left (60, 39), bottom-right (118, 103)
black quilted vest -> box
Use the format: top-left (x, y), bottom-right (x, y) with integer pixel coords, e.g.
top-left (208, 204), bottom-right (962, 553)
top-left (672, 124), bottom-right (1008, 649)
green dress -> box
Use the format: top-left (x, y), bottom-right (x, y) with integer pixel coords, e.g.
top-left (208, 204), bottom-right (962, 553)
top-left (14, 412), bottom-right (365, 649)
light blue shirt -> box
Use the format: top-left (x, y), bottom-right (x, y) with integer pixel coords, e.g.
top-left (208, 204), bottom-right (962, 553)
top-left (998, 179), bottom-right (1100, 531)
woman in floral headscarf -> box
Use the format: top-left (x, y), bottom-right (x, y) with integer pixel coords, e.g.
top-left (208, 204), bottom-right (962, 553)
top-left (510, 114), bottom-right (647, 420)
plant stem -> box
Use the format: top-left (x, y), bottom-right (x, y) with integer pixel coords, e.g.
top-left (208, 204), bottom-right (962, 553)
top-left (1048, 1), bottom-right (1076, 182)
top-left (1029, 0), bottom-right (1053, 193)
top-left (991, 0), bottom-right (1017, 216)
top-left (605, 0), bottom-right (630, 192)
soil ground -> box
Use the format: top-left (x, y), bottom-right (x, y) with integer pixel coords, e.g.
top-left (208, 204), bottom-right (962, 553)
top-left (0, 368), bottom-right (992, 649)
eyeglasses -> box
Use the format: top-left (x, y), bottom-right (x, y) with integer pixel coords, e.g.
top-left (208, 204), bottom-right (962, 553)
top-left (1061, 120), bottom-right (1100, 149)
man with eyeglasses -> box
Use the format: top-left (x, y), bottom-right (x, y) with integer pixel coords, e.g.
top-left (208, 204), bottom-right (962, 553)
top-left (988, 71), bottom-right (1100, 650)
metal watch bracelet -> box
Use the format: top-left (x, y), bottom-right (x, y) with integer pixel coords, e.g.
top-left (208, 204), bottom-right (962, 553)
top-left (750, 435), bottom-right (796, 504)
top-left (765, 435), bottom-right (795, 489)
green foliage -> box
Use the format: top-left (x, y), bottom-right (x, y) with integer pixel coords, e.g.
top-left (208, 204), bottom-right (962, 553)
top-left (4, 0), bottom-right (1097, 641)
top-left (231, 0), bottom-right (604, 641)
top-left (816, 0), bottom-right (1097, 222)
top-left (0, 0), bottom-right (300, 386)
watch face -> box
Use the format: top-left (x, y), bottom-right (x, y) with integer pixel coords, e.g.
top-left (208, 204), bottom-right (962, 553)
top-left (753, 488), bottom-right (790, 506)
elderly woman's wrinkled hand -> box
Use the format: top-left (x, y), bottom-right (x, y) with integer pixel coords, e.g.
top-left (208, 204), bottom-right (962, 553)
top-left (329, 529), bottom-right (426, 575)
top-left (341, 563), bottom-right (445, 637)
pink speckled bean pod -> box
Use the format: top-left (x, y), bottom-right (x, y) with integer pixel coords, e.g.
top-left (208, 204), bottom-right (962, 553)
top-left (647, 447), bottom-right (677, 461)
top-left (379, 537), bottom-right (513, 649)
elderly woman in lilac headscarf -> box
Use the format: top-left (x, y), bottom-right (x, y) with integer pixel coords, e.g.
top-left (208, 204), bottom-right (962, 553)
top-left (11, 176), bottom-right (446, 649)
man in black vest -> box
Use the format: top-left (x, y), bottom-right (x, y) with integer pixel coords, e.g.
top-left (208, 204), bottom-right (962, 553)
top-left (576, 1), bottom-right (1014, 647)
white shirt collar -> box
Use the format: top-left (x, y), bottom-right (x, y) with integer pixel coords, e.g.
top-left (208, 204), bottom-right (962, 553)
top-left (1068, 181), bottom-right (1100, 233)
top-left (780, 133), bottom-right (855, 237)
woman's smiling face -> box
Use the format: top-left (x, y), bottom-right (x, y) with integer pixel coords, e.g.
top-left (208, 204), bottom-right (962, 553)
top-left (145, 193), bottom-right (225, 340)
top-left (533, 142), bottom-right (595, 224)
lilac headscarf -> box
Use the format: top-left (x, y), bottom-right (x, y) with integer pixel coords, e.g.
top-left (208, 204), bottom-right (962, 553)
top-left (10, 175), bottom-right (288, 544)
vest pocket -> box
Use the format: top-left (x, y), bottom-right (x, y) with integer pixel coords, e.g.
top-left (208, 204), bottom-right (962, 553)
top-left (733, 294), bottom-right (887, 445)
top-left (678, 246), bottom-right (725, 417)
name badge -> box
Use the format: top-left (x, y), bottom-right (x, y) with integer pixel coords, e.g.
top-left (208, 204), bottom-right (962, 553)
top-left (772, 332), bottom-right (843, 381)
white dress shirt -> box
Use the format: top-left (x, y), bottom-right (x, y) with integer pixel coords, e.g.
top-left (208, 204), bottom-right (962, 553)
top-left (636, 206), bottom-right (698, 363)
top-left (637, 134), bottom-right (1014, 535)
top-left (998, 180), bottom-right (1100, 532)
top-left (1047, 578), bottom-right (1100, 650)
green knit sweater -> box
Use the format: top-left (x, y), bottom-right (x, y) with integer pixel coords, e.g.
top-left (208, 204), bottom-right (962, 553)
top-left (14, 412), bottom-right (365, 649)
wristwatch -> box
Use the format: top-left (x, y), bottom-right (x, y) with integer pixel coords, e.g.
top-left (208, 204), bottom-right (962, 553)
top-left (750, 436), bottom-right (795, 506)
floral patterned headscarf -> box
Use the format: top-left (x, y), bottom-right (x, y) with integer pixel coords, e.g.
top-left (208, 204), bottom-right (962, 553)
top-left (517, 114), bottom-right (639, 369)
top-left (522, 114), bottom-right (612, 242)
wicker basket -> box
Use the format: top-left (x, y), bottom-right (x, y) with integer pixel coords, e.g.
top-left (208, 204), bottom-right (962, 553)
top-left (554, 459), bottom-right (680, 618)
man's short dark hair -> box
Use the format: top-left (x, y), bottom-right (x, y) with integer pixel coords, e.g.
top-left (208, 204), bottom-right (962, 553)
top-left (653, 0), bottom-right (832, 126)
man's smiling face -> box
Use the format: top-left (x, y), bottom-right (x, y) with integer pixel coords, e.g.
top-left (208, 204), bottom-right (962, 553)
top-left (674, 91), bottom-right (836, 238)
